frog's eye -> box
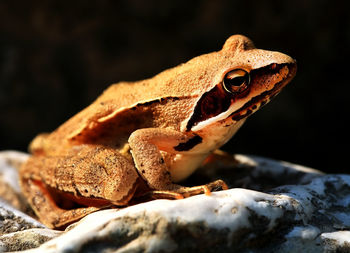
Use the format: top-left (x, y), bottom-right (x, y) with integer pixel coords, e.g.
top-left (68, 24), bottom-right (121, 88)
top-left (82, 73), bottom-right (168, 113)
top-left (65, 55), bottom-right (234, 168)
top-left (223, 69), bottom-right (250, 94)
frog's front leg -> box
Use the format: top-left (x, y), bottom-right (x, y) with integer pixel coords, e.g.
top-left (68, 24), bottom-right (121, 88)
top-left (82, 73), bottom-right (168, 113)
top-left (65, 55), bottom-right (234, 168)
top-left (128, 128), bottom-right (228, 199)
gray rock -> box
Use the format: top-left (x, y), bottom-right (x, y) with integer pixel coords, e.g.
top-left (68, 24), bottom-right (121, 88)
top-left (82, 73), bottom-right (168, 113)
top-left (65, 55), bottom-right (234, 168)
top-left (0, 200), bottom-right (61, 252)
top-left (25, 173), bottom-right (350, 253)
top-left (0, 151), bottom-right (61, 252)
top-left (194, 153), bottom-right (324, 191)
top-left (1, 151), bottom-right (350, 252)
top-left (0, 151), bottom-right (46, 238)
top-left (0, 200), bottom-right (45, 236)
top-left (0, 151), bottom-right (32, 213)
top-left (0, 228), bottom-right (61, 252)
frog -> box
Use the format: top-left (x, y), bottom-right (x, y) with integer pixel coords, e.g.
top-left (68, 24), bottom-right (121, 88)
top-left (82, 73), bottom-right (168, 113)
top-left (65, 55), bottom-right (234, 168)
top-left (19, 35), bottom-right (297, 229)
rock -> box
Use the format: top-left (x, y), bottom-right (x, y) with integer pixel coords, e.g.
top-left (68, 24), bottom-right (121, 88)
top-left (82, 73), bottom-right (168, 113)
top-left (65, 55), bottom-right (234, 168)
top-left (26, 173), bottom-right (350, 253)
top-left (1, 150), bottom-right (350, 252)
top-left (0, 200), bottom-right (45, 236)
top-left (0, 151), bottom-right (31, 212)
top-left (0, 151), bottom-right (47, 241)
top-left (0, 228), bottom-right (61, 252)
top-left (321, 231), bottom-right (350, 252)
top-left (192, 153), bottom-right (324, 191)
top-left (0, 151), bottom-right (61, 251)
top-left (0, 200), bottom-right (60, 251)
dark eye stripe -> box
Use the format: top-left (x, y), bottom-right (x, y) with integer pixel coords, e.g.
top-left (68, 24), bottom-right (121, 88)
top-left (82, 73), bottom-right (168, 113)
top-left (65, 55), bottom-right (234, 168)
top-left (186, 86), bottom-right (231, 131)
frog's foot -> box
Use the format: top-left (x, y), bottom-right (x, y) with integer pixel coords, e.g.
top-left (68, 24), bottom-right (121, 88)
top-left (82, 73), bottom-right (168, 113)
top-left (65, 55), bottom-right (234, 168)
top-left (147, 179), bottom-right (228, 200)
top-left (20, 178), bottom-right (107, 229)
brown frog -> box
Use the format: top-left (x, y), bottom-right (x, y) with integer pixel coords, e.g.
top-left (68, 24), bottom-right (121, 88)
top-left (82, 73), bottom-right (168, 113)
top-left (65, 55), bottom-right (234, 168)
top-left (20, 35), bottom-right (297, 228)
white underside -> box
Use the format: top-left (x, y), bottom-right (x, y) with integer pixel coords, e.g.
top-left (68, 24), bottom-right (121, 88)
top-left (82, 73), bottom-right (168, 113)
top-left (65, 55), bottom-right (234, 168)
top-left (169, 119), bottom-right (246, 182)
top-left (169, 153), bottom-right (208, 182)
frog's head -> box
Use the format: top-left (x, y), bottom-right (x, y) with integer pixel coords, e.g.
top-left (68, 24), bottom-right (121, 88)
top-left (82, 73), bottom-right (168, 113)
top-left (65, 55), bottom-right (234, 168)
top-left (182, 35), bottom-right (296, 147)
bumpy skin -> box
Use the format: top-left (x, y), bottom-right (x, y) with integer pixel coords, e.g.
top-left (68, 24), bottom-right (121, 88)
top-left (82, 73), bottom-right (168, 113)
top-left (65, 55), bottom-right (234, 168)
top-left (20, 35), bottom-right (296, 229)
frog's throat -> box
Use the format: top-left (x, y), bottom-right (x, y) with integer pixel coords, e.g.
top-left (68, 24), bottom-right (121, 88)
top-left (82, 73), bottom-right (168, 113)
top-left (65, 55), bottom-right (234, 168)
top-left (188, 62), bottom-right (296, 132)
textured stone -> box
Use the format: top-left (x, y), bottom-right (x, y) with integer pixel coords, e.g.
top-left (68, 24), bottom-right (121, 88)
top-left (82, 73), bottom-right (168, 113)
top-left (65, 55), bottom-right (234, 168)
top-left (1, 151), bottom-right (350, 252)
top-left (0, 151), bottom-right (61, 252)
top-left (0, 151), bottom-right (31, 212)
top-left (0, 200), bottom-right (45, 236)
top-left (0, 151), bottom-right (46, 240)
top-left (0, 199), bottom-right (60, 251)
top-left (0, 228), bottom-right (61, 252)
top-left (28, 173), bottom-right (350, 253)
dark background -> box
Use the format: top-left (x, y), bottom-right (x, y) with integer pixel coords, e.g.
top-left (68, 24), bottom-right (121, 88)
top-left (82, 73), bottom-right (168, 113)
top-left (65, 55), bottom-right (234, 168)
top-left (0, 0), bottom-right (349, 173)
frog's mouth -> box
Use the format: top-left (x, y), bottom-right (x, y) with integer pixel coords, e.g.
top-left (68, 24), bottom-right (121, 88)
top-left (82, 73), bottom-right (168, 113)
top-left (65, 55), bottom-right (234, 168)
top-left (187, 62), bottom-right (297, 131)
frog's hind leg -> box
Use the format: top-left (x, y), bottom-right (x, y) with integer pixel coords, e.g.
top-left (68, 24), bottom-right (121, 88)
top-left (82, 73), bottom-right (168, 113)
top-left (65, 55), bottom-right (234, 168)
top-left (20, 175), bottom-right (103, 229)
top-left (20, 145), bottom-right (139, 229)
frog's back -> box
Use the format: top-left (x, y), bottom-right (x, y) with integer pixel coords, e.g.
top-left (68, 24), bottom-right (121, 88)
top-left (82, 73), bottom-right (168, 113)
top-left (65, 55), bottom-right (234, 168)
top-left (31, 79), bottom-right (196, 155)
top-left (29, 36), bottom-right (252, 156)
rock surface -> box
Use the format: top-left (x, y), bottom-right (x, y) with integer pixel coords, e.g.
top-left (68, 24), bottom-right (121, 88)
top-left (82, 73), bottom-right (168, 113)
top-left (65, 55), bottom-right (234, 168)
top-left (0, 200), bottom-right (45, 236)
top-left (1, 151), bottom-right (350, 252)
top-left (0, 228), bottom-right (61, 252)
top-left (0, 151), bottom-right (31, 212)
top-left (0, 151), bottom-right (61, 252)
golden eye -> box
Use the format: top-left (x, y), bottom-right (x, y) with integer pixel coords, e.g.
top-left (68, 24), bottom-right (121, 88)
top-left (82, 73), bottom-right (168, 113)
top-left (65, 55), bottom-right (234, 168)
top-left (223, 69), bottom-right (250, 94)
